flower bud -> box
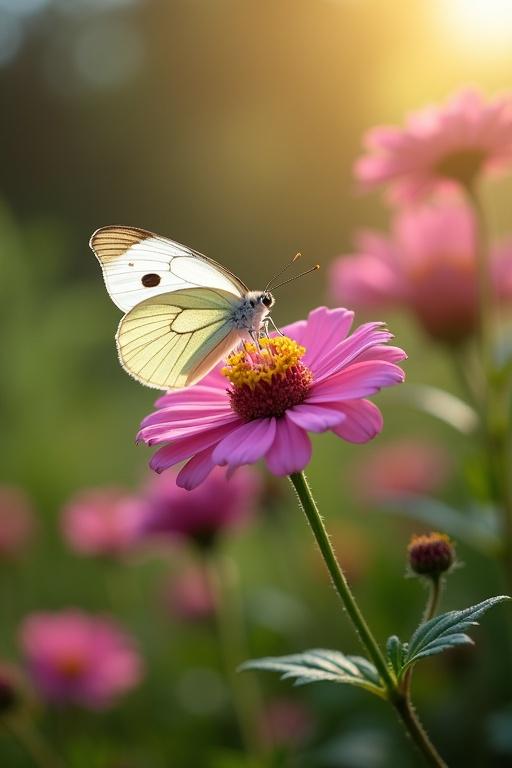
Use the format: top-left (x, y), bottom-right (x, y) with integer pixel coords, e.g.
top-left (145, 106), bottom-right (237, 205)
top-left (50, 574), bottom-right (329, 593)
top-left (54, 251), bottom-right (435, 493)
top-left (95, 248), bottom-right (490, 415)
top-left (407, 532), bottom-right (455, 577)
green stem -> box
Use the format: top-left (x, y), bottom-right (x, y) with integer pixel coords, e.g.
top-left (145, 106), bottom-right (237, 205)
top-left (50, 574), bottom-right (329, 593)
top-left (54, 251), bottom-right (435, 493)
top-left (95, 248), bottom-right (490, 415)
top-left (205, 551), bottom-right (263, 757)
top-left (4, 717), bottom-right (64, 768)
top-left (422, 576), bottom-right (442, 624)
top-left (289, 471), bottom-right (447, 768)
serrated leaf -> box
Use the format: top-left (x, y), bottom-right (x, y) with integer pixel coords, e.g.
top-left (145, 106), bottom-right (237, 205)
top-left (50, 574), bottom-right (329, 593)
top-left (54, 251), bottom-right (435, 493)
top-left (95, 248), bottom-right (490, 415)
top-left (386, 635), bottom-right (404, 677)
top-left (239, 648), bottom-right (386, 698)
top-left (401, 595), bottom-right (510, 672)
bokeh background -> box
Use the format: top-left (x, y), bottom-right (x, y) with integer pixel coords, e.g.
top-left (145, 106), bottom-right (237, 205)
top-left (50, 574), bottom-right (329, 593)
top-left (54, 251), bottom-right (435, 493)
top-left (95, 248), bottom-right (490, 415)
top-left (2, 0), bottom-right (512, 766)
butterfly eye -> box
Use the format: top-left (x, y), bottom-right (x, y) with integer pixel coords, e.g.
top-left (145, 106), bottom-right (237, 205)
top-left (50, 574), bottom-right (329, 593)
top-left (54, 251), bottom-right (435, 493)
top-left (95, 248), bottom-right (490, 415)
top-left (142, 273), bottom-right (161, 288)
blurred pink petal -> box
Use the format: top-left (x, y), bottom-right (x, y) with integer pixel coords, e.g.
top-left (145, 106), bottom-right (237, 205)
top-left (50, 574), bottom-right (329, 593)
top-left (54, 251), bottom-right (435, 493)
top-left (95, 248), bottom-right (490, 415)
top-left (0, 486), bottom-right (35, 559)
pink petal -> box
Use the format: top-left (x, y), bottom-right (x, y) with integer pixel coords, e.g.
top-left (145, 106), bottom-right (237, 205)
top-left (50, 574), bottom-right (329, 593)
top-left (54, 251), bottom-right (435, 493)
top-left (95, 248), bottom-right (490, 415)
top-left (155, 383), bottom-right (227, 409)
top-left (287, 403), bottom-right (345, 433)
top-left (282, 307), bottom-right (354, 370)
top-left (354, 344), bottom-right (407, 364)
top-left (308, 361), bottom-right (405, 402)
top-left (265, 417), bottom-right (312, 476)
top-left (141, 401), bottom-right (232, 428)
top-left (149, 421), bottom-right (242, 473)
top-left (313, 323), bottom-right (394, 381)
top-left (331, 400), bottom-right (383, 443)
top-left (212, 418), bottom-right (277, 467)
top-left (140, 412), bottom-right (238, 444)
top-left (176, 449), bottom-right (217, 490)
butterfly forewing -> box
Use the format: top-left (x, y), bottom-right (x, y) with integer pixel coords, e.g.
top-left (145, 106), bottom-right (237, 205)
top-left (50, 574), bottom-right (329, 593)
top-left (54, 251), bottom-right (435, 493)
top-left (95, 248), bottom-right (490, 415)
top-left (116, 287), bottom-right (242, 390)
top-left (91, 226), bottom-right (248, 312)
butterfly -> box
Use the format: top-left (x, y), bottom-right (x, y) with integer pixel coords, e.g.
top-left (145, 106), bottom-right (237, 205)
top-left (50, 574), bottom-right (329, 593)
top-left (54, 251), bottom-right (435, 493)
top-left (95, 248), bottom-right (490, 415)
top-left (90, 226), bottom-right (316, 391)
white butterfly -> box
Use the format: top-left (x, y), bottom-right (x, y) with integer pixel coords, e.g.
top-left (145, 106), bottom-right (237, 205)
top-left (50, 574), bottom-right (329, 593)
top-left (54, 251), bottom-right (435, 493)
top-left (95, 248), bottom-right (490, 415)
top-left (90, 226), bottom-right (277, 390)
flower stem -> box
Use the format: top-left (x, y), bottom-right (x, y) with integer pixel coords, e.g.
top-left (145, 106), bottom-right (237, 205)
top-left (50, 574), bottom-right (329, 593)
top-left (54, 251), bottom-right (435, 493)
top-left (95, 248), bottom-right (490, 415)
top-left (422, 576), bottom-right (442, 624)
top-left (4, 717), bottom-right (64, 768)
top-left (289, 471), bottom-right (447, 768)
top-left (205, 551), bottom-right (263, 757)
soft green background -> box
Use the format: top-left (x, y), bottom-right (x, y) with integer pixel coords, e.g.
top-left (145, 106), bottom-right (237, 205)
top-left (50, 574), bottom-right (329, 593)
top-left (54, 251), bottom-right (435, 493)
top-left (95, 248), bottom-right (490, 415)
top-left (1, 1), bottom-right (512, 766)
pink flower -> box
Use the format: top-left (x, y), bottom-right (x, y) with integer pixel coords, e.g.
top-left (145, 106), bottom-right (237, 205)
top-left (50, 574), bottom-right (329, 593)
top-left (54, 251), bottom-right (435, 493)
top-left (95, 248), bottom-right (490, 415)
top-left (0, 486), bottom-right (35, 559)
top-left (139, 466), bottom-right (260, 546)
top-left (138, 307), bottom-right (406, 490)
top-left (20, 611), bottom-right (143, 709)
top-left (164, 565), bottom-right (216, 622)
top-left (61, 488), bottom-right (146, 558)
top-left (352, 439), bottom-right (451, 504)
top-left (355, 89), bottom-right (512, 202)
top-left (330, 204), bottom-right (512, 344)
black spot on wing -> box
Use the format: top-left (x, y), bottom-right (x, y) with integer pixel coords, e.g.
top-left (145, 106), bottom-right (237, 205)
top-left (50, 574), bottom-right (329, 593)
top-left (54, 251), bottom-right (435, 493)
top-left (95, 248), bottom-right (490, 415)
top-left (142, 273), bottom-right (162, 287)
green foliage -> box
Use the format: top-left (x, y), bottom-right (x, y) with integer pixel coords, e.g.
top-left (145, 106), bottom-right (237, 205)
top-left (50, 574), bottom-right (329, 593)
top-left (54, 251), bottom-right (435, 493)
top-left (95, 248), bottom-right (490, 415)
top-left (239, 649), bottom-right (386, 698)
top-left (386, 596), bottom-right (511, 678)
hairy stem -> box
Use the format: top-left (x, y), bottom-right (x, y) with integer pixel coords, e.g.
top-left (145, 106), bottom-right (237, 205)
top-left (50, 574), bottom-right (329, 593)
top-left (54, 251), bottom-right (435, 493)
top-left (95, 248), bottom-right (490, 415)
top-left (289, 472), bottom-right (447, 767)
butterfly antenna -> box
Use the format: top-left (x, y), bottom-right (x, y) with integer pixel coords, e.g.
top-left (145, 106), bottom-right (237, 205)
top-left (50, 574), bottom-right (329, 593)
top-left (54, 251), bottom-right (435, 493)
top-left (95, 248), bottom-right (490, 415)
top-left (265, 252), bottom-right (302, 291)
top-left (271, 264), bottom-right (320, 291)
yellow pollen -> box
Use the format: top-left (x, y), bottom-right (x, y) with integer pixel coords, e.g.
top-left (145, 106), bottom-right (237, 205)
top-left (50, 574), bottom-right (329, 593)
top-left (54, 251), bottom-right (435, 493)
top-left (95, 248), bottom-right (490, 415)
top-left (222, 337), bottom-right (306, 389)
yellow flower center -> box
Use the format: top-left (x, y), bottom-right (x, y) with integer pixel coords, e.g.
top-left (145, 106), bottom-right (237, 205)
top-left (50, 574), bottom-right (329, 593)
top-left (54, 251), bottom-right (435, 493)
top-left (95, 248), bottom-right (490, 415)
top-left (222, 337), bottom-right (313, 421)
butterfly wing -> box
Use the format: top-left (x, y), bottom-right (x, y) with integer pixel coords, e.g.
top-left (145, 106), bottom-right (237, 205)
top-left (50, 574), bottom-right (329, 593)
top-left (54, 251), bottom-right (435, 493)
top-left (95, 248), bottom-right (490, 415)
top-left (116, 286), bottom-right (242, 390)
top-left (90, 226), bottom-right (248, 312)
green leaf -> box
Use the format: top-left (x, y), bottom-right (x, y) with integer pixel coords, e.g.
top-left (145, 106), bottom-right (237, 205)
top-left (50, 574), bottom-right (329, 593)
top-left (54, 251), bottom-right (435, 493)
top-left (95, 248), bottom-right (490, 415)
top-left (401, 595), bottom-right (511, 672)
top-left (398, 384), bottom-right (478, 434)
top-left (386, 635), bottom-right (405, 677)
top-left (239, 648), bottom-right (386, 698)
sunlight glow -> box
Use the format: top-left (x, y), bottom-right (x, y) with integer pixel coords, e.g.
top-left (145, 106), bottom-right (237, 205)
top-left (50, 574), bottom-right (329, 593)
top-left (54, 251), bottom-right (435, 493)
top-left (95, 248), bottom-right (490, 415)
top-left (438, 0), bottom-right (512, 53)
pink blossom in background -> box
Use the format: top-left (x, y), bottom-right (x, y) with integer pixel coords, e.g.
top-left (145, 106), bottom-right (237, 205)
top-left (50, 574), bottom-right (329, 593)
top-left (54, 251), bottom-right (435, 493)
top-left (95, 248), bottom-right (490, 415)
top-left (355, 89), bottom-right (512, 202)
top-left (138, 307), bottom-right (406, 489)
top-left (164, 565), bottom-right (216, 622)
top-left (61, 488), bottom-right (147, 557)
top-left (0, 486), bottom-right (35, 558)
top-left (140, 466), bottom-right (261, 546)
top-left (330, 204), bottom-right (512, 344)
top-left (352, 439), bottom-right (451, 505)
top-left (259, 697), bottom-right (314, 749)
top-left (20, 611), bottom-right (143, 709)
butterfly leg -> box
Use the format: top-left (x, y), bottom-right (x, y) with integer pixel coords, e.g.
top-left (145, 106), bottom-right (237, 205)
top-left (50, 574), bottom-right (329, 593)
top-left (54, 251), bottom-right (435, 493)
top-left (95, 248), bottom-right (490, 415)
top-left (268, 316), bottom-right (284, 337)
top-left (249, 329), bottom-right (262, 350)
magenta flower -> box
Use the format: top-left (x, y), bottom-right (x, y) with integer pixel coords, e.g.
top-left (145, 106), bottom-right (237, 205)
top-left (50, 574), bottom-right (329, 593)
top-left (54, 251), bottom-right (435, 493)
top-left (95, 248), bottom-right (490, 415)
top-left (139, 466), bottom-right (260, 545)
top-left (20, 611), bottom-right (143, 710)
top-left (355, 89), bottom-right (512, 202)
top-left (0, 486), bottom-right (35, 559)
top-left (138, 307), bottom-right (406, 489)
top-left (330, 204), bottom-right (512, 344)
top-left (61, 488), bottom-right (147, 558)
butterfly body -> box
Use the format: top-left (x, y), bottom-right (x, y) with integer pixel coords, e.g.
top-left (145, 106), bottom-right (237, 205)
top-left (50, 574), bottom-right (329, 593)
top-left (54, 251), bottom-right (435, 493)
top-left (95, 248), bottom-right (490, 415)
top-left (91, 226), bottom-right (275, 390)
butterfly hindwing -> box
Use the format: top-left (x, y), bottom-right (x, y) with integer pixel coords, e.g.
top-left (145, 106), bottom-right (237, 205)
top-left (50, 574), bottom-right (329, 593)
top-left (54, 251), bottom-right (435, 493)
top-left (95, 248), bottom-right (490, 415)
top-left (116, 287), bottom-right (242, 390)
top-left (91, 226), bottom-right (247, 312)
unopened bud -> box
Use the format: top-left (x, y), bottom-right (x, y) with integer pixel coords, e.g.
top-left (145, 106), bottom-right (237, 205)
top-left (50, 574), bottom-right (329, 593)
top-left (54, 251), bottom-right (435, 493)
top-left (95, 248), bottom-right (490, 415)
top-left (408, 532), bottom-right (455, 577)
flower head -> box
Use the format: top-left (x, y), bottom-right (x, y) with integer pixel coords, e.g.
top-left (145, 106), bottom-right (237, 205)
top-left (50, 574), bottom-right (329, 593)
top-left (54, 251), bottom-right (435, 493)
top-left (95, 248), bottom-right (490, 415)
top-left (0, 486), bottom-right (35, 559)
top-left (355, 89), bottom-right (512, 202)
top-left (330, 204), bottom-right (512, 344)
top-left (408, 533), bottom-right (455, 577)
top-left (164, 565), bottom-right (216, 622)
top-left (139, 466), bottom-right (260, 547)
top-left (138, 307), bottom-right (406, 489)
top-left (61, 488), bottom-right (146, 558)
top-left (20, 611), bottom-right (143, 709)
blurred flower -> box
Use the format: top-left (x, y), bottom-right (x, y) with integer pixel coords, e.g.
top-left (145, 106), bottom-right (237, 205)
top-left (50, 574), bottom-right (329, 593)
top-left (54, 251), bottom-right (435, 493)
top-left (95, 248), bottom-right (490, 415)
top-left (20, 610), bottom-right (143, 709)
top-left (164, 565), bottom-right (216, 622)
top-left (330, 204), bottom-right (512, 344)
top-left (407, 532), bottom-right (455, 577)
top-left (0, 486), bottom-right (35, 559)
top-left (259, 697), bottom-right (314, 749)
top-left (355, 89), bottom-right (512, 202)
top-left (139, 307), bottom-right (406, 489)
top-left (61, 488), bottom-right (146, 558)
top-left (139, 466), bottom-right (260, 548)
top-left (352, 439), bottom-right (451, 504)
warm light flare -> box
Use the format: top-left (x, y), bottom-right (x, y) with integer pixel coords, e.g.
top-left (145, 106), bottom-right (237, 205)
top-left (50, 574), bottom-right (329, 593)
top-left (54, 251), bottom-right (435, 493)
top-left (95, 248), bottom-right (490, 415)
top-left (438, 0), bottom-right (512, 52)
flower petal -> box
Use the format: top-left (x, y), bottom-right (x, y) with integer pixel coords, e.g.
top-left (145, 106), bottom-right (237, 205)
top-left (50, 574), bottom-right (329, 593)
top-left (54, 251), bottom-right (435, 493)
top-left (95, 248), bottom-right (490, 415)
top-left (331, 400), bottom-right (383, 443)
top-left (149, 422), bottom-right (242, 473)
top-left (308, 361), bottom-right (405, 402)
top-left (212, 418), bottom-right (277, 467)
top-left (176, 449), bottom-right (217, 490)
top-left (282, 307), bottom-right (354, 370)
top-left (265, 417), bottom-right (312, 476)
top-left (287, 403), bottom-right (345, 432)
